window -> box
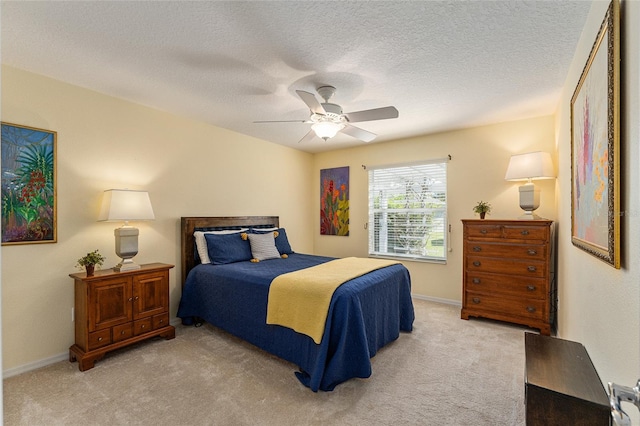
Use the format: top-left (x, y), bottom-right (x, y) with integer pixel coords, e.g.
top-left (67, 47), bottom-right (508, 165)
top-left (368, 160), bottom-right (447, 262)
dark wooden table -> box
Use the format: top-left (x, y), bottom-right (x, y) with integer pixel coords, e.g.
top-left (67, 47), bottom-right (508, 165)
top-left (525, 332), bottom-right (610, 425)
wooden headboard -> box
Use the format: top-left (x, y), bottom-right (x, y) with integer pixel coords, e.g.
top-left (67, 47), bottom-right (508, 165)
top-left (180, 216), bottom-right (279, 287)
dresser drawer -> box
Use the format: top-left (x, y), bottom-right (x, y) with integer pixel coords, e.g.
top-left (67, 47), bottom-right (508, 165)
top-left (88, 329), bottom-right (112, 350)
top-left (466, 242), bottom-right (547, 261)
top-left (466, 256), bottom-right (546, 277)
top-left (465, 224), bottom-right (503, 239)
top-left (502, 225), bottom-right (548, 242)
top-left (465, 272), bottom-right (546, 299)
top-left (153, 313), bottom-right (170, 330)
top-left (113, 323), bottom-right (133, 343)
top-left (134, 318), bottom-right (153, 336)
top-left (465, 293), bottom-right (546, 320)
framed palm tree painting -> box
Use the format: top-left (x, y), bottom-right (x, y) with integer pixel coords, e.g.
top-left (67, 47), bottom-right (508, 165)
top-left (1, 122), bottom-right (57, 245)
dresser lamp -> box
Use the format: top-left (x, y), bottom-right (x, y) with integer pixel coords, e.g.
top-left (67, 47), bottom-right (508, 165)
top-left (98, 189), bottom-right (155, 271)
top-left (505, 151), bottom-right (555, 220)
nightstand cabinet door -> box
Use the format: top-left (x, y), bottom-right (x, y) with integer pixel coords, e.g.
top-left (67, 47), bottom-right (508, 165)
top-left (461, 220), bottom-right (556, 335)
top-left (69, 263), bottom-right (175, 371)
top-left (89, 276), bottom-right (133, 331)
top-left (133, 271), bottom-right (168, 319)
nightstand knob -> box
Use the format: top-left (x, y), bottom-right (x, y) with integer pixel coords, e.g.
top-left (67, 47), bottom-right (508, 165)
top-left (134, 296), bottom-right (139, 301)
top-left (141, 325), bottom-right (145, 329)
top-left (526, 306), bottom-right (536, 313)
top-left (527, 285), bottom-right (536, 291)
top-left (521, 230), bottom-right (530, 235)
top-left (121, 330), bottom-right (126, 335)
top-left (527, 249), bottom-right (537, 255)
top-left (480, 229), bottom-right (487, 234)
top-left (159, 319), bottom-right (164, 324)
top-left (472, 278), bottom-right (481, 284)
top-left (473, 246), bottom-right (482, 252)
top-left (473, 261), bottom-right (481, 267)
top-left (98, 337), bottom-right (103, 341)
top-left (472, 297), bottom-right (481, 304)
top-left (128, 297), bottom-right (133, 302)
top-left (527, 266), bottom-right (537, 272)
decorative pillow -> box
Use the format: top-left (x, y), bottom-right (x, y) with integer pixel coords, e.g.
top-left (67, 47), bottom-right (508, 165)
top-left (246, 232), bottom-right (281, 261)
top-left (194, 228), bottom-right (248, 264)
top-left (204, 232), bottom-right (253, 265)
top-left (251, 227), bottom-right (294, 255)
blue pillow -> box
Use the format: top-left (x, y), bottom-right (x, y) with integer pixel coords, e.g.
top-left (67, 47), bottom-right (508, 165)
top-left (251, 227), bottom-right (294, 255)
top-left (204, 232), bottom-right (253, 265)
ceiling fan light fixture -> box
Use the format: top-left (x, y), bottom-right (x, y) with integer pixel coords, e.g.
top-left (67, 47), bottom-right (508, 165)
top-left (312, 121), bottom-right (344, 140)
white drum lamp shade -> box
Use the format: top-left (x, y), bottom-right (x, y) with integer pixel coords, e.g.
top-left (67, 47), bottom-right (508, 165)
top-left (505, 152), bottom-right (555, 220)
top-left (98, 189), bottom-right (155, 271)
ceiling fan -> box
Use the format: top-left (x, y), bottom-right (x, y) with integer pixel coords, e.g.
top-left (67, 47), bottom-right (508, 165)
top-left (255, 85), bottom-right (399, 143)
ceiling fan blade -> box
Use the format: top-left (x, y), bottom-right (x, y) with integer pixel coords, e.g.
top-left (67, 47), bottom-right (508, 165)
top-left (296, 90), bottom-right (326, 115)
top-left (340, 124), bottom-right (377, 142)
top-left (344, 106), bottom-right (399, 123)
top-left (298, 129), bottom-right (317, 144)
top-left (253, 120), bottom-right (309, 123)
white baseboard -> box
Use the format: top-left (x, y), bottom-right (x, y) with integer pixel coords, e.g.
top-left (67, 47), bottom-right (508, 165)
top-left (3, 317), bottom-right (183, 379)
top-left (412, 293), bottom-right (462, 307)
top-left (3, 352), bottom-right (68, 379)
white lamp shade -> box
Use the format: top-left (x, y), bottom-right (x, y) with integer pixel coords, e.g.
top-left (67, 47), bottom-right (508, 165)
top-left (98, 189), bottom-right (155, 222)
top-left (505, 151), bottom-right (555, 181)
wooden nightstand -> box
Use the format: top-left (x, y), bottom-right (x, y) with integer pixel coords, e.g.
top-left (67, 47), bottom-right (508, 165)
top-left (69, 263), bottom-right (175, 371)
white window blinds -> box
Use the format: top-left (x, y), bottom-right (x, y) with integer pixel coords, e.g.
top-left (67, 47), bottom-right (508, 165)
top-left (368, 160), bottom-right (448, 262)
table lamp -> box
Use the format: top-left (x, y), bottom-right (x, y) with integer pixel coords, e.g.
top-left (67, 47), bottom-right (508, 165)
top-left (98, 189), bottom-right (155, 271)
top-left (505, 151), bottom-right (555, 220)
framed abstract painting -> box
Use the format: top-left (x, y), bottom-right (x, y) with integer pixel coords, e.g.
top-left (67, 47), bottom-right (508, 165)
top-left (320, 166), bottom-right (349, 236)
top-left (1, 122), bottom-right (57, 245)
top-left (570, 0), bottom-right (620, 268)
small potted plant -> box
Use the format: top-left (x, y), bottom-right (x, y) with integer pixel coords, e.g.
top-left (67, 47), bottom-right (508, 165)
top-left (473, 201), bottom-right (492, 219)
top-left (76, 249), bottom-right (106, 276)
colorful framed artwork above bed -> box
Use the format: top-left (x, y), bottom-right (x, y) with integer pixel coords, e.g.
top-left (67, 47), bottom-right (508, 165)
top-left (320, 166), bottom-right (349, 236)
top-left (1, 122), bottom-right (57, 245)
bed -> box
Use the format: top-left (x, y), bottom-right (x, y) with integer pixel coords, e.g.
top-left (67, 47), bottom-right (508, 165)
top-left (177, 216), bottom-right (415, 391)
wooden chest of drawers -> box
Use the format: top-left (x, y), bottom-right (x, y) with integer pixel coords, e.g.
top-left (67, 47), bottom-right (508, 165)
top-left (69, 263), bottom-right (175, 371)
top-left (461, 220), bottom-right (555, 335)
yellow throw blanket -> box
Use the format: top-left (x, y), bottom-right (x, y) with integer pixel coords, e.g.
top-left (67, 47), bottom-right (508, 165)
top-left (266, 257), bottom-right (400, 344)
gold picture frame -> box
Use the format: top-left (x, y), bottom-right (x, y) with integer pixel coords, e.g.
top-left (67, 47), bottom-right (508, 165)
top-left (1, 122), bottom-right (57, 245)
top-left (570, 0), bottom-right (620, 268)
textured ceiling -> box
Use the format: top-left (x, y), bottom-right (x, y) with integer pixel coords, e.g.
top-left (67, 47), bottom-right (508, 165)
top-left (1, 1), bottom-right (591, 153)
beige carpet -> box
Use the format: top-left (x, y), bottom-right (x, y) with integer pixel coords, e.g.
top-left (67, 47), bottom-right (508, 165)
top-left (4, 299), bottom-right (527, 425)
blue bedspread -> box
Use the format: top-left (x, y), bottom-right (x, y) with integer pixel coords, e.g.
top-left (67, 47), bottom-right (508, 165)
top-left (177, 253), bottom-right (414, 391)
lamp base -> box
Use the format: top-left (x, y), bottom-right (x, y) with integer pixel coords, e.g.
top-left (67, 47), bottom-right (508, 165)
top-left (518, 211), bottom-right (544, 220)
top-left (114, 258), bottom-right (141, 272)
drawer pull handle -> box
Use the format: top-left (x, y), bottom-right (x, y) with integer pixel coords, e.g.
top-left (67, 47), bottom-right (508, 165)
top-left (134, 296), bottom-right (139, 301)
top-left (141, 325), bottom-right (146, 329)
top-left (473, 246), bottom-right (482, 252)
top-left (527, 285), bottom-right (536, 291)
top-left (472, 278), bottom-right (481, 284)
top-left (472, 297), bottom-right (481, 304)
top-left (527, 266), bottom-right (537, 272)
top-left (527, 249), bottom-right (537, 255)
top-left (98, 337), bottom-right (103, 341)
top-left (480, 230), bottom-right (487, 234)
top-left (159, 319), bottom-right (164, 324)
top-left (121, 330), bottom-right (126, 335)
top-left (128, 297), bottom-right (133, 302)
top-left (521, 230), bottom-right (530, 235)
top-left (526, 306), bottom-right (536, 313)
top-left (473, 261), bottom-right (481, 267)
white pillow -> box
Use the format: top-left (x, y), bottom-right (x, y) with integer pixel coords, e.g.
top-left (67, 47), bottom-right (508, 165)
top-left (194, 228), bottom-right (248, 264)
top-left (247, 232), bottom-right (281, 261)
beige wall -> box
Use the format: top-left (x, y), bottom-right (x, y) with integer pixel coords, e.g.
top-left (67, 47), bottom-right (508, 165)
top-left (555, 0), bottom-right (640, 415)
top-left (313, 116), bottom-right (557, 301)
top-left (1, 66), bottom-right (314, 372)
